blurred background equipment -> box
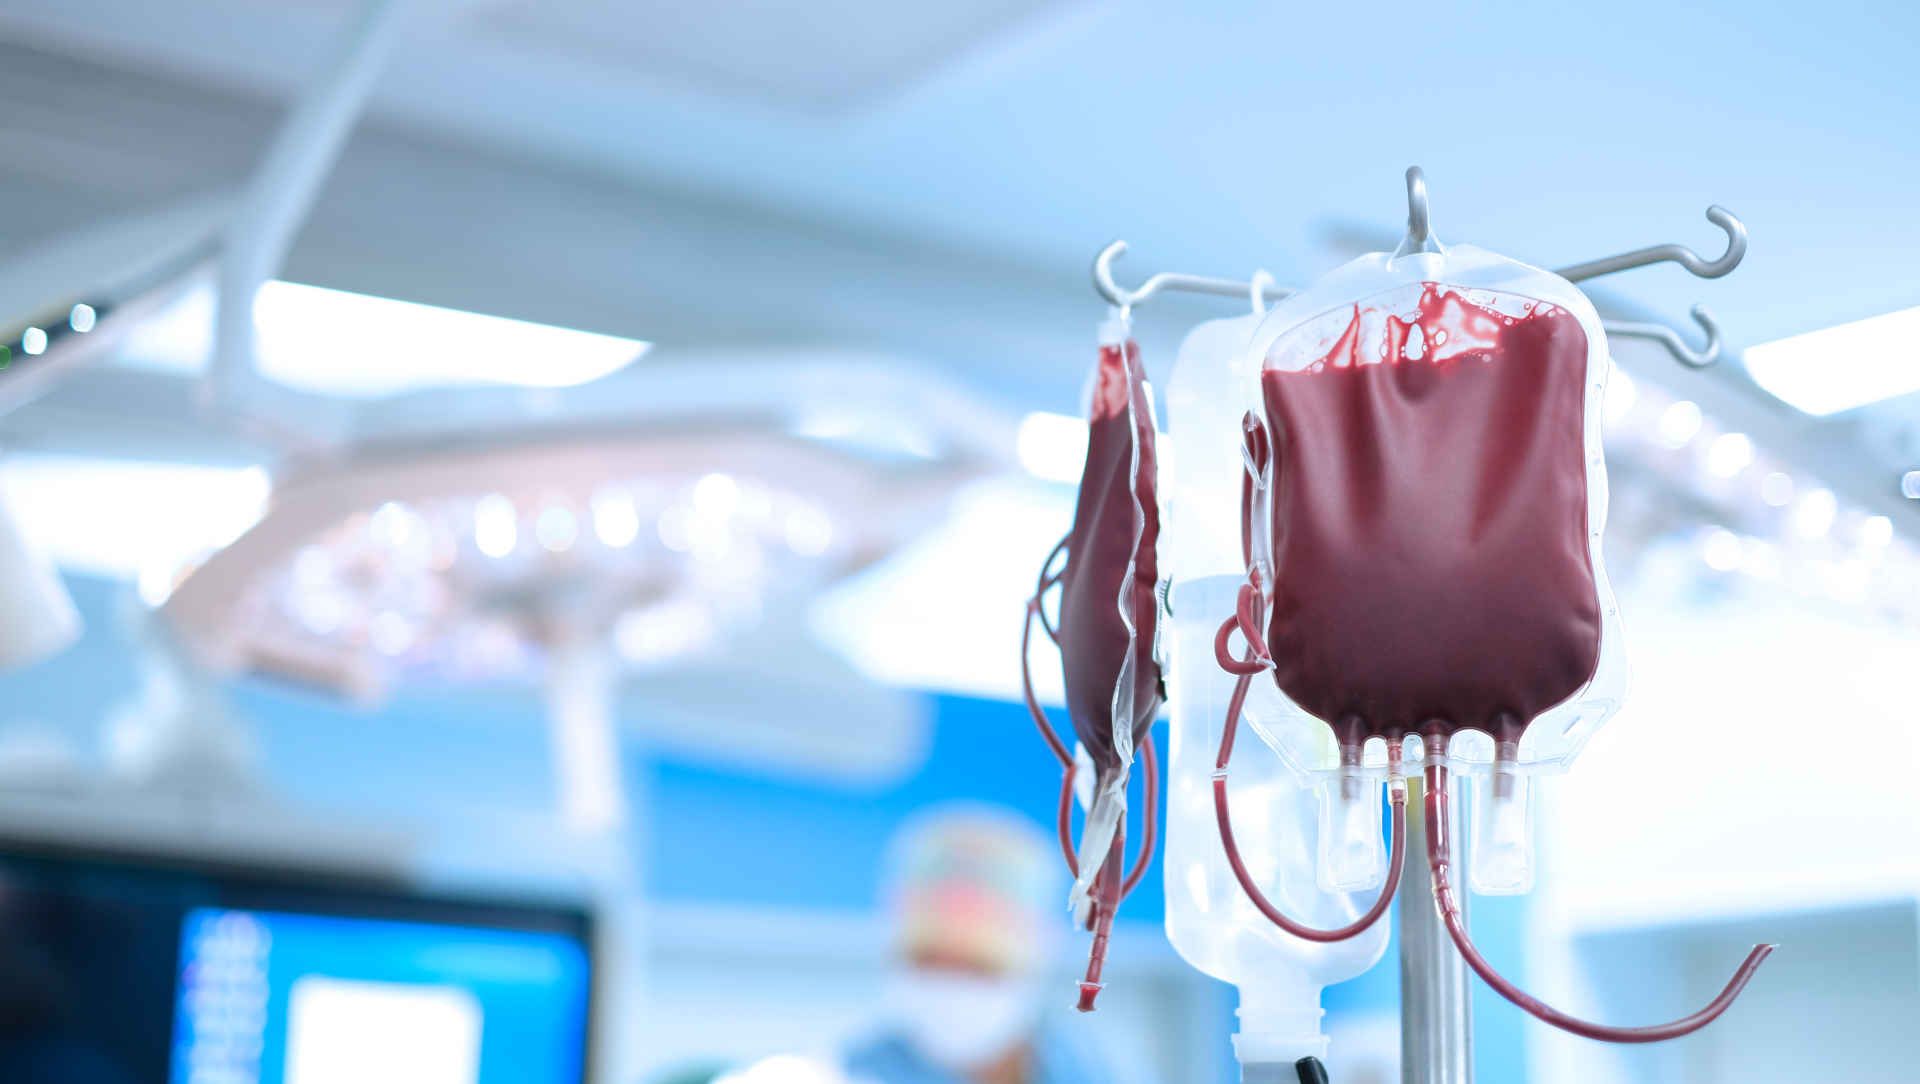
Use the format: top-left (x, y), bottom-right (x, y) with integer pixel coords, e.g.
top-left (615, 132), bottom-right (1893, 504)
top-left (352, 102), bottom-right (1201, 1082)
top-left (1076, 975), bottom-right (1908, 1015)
top-left (0, 2), bottom-right (1915, 1083)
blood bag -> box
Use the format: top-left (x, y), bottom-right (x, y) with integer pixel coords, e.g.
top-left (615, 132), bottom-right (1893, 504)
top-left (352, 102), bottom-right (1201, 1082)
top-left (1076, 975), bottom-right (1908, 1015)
top-left (1019, 311), bottom-right (1163, 1011)
top-left (1238, 246), bottom-right (1628, 895)
top-left (1206, 244), bottom-right (1770, 1042)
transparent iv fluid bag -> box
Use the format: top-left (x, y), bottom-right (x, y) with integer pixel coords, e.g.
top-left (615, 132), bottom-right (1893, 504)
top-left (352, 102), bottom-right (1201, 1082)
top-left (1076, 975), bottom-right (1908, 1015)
top-left (1162, 313), bottom-right (1390, 1012)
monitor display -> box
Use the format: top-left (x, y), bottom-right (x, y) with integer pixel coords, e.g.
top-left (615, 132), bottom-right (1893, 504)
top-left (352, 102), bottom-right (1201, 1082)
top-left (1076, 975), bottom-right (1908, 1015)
top-left (170, 909), bottom-right (589, 1084)
top-left (0, 845), bottom-right (593, 1084)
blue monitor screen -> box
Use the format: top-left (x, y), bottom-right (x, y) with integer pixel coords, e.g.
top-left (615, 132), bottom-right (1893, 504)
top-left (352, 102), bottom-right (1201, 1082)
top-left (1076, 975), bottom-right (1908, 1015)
top-left (170, 909), bottom-right (590, 1084)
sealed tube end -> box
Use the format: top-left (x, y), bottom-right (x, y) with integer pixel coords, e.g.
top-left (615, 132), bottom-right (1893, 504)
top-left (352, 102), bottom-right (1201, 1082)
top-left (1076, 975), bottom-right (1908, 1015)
top-left (1076, 981), bottom-right (1103, 1013)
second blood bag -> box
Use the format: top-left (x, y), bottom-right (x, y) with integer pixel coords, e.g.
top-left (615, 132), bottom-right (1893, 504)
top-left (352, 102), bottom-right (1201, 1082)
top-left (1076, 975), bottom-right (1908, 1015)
top-left (1020, 311), bottom-right (1163, 1011)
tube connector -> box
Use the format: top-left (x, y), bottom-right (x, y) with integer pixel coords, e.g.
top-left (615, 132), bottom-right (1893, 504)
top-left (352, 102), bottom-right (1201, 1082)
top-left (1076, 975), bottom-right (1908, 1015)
top-left (1318, 744), bottom-right (1384, 891)
top-left (1234, 984), bottom-right (1329, 1081)
top-left (1470, 740), bottom-right (1534, 895)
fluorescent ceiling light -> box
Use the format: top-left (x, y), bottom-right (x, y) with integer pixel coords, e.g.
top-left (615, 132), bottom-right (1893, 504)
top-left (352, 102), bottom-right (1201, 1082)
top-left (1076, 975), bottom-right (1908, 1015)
top-left (115, 280), bottom-right (649, 398)
top-left (0, 455), bottom-right (269, 581)
top-left (1745, 306), bottom-right (1920, 416)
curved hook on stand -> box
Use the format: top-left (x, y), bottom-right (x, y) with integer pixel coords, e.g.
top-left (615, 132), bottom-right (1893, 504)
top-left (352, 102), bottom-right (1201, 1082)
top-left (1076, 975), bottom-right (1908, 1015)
top-left (1094, 240), bottom-right (1295, 311)
top-left (1558, 206), bottom-right (1747, 283)
top-left (1392, 165), bottom-right (1445, 260)
top-left (1091, 240), bottom-right (1133, 309)
top-left (1604, 305), bottom-right (1722, 368)
top-left (1404, 166), bottom-right (1432, 249)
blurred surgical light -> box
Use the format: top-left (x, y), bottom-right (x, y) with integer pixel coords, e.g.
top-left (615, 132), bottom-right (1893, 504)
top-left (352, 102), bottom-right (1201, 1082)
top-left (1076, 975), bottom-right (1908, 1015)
top-left (368, 500), bottom-right (419, 550)
top-left (0, 456), bottom-right (269, 581)
top-left (1016, 411), bottom-right (1087, 482)
top-left (591, 489), bottom-right (640, 548)
top-left (473, 494), bottom-right (518, 558)
top-left (1705, 432), bottom-right (1754, 478)
top-left (1793, 487), bottom-right (1838, 538)
top-left (1861, 515), bottom-right (1895, 548)
top-left (69, 303), bottom-right (97, 333)
top-left (115, 279), bottom-right (649, 397)
top-left (1656, 400), bottom-right (1703, 449)
top-left (20, 327), bottom-right (46, 356)
top-left (1746, 305), bottom-right (1920, 416)
top-left (692, 472), bottom-right (739, 517)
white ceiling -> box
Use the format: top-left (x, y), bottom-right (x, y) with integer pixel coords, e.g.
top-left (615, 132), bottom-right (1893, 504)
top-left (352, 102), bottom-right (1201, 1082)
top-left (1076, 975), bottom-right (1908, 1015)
top-left (1, 0), bottom-right (1917, 516)
top-left (465, 0), bottom-right (1072, 111)
top-left (5, 0), bottom-right (1913, 347)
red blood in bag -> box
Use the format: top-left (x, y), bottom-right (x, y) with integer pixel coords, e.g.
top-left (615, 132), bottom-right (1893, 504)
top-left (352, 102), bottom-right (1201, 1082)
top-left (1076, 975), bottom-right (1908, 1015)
top-left (1259, 285), bottom-right (1601, 743)
top-left (1227, 286), bottom-right (1774, 1038)
top-left (1019, 338), bottom-right (1163, 1012)
top-left (1056, 342), bottom-right (1162, 775)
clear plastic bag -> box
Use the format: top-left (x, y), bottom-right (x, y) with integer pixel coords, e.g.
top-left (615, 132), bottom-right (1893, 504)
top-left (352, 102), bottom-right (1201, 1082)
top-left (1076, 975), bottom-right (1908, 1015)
top-left (1235, 246), bottom-right (1626, 894)
top-left (1202, 244), bottom-right (1769, 1043)
top-left (1161, 308), bottom-right (1392, 1068)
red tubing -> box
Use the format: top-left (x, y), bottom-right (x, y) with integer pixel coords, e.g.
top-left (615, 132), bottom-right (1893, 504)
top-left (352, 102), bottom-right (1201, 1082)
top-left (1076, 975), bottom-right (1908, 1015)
top-left (1422, 760), bottom-right (1775, 1043)
top-left (1056, 763), bottom-right (1080, 872)
top-left (1032, 533), bottom-right (1070, 644)
top-left (1021, 596), bottom-right (1073, 768)
top-left (1214, 580), bottom-right (1274, 677)
top-left (1077, 828), bottom-right (1124, 1012)
top-left (1214, 613), bottom-right (1270, 676)
top-left (1212, 673), bottom-right (1406, 942)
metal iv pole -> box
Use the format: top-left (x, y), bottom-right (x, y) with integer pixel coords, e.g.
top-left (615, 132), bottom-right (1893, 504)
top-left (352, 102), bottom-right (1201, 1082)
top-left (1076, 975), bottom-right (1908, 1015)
top-left (1400, 774), bottom-right (1473, 1084)
top-left (1392, 170), bottom-right (1475, 1083)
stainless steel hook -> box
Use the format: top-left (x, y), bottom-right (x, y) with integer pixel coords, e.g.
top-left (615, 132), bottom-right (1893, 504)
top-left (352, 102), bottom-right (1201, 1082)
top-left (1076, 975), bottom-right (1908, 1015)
top-left (1394, 165), bottom-right (1442, 258)
top-left (1603, 305), bottom-right (1722, 368)
top-left (1093, 240), bottom-right (1295, 310)
top-left (1556, 206), bottom-right (1747, 283)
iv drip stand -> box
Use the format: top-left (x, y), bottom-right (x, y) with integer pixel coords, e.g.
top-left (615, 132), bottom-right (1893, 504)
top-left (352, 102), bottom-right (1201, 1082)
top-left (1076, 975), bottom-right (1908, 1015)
top-left (1401, 775), bottom-right (1473, 1084)
top-left (1089, 167), bottom-right (1752, 1084)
